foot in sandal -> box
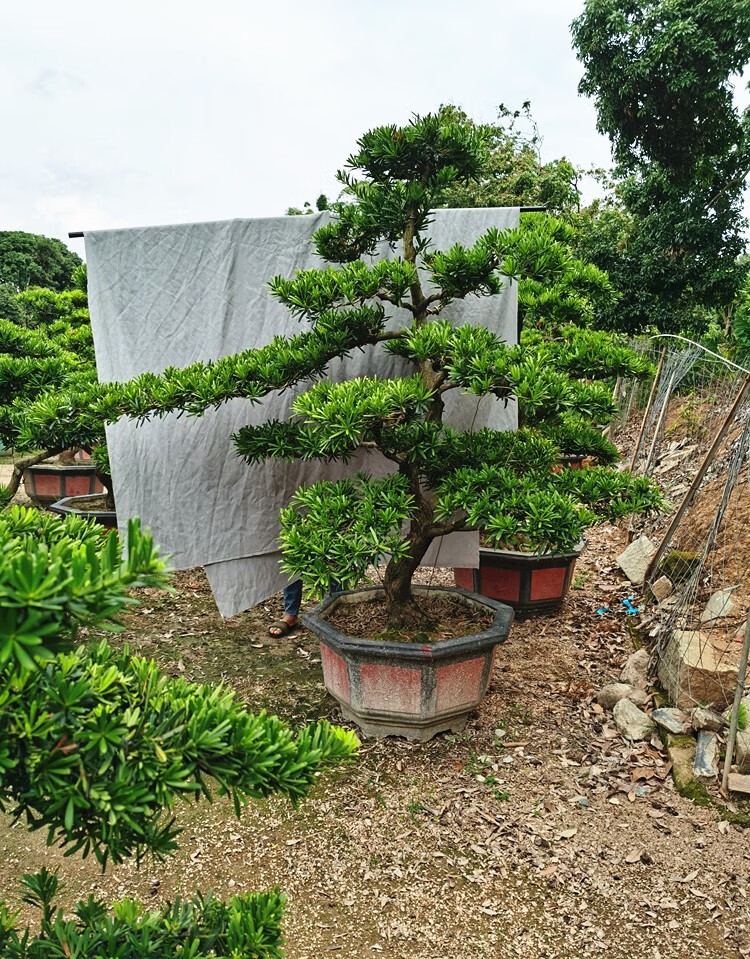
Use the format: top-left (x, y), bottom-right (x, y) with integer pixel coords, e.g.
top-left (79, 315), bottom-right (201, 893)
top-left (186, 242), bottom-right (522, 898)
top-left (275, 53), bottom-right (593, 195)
top-left (268, 615), bottom-right (299, 637)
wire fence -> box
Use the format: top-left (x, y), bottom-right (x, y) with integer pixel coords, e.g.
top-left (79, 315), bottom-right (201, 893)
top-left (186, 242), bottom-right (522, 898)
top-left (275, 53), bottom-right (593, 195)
top-left (613, 338), bottom-right (750, 713)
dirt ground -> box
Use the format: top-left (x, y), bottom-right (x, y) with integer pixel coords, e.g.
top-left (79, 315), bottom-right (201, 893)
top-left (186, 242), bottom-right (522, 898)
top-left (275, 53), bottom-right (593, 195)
top-left (2, 522), bottom-right (750, 958)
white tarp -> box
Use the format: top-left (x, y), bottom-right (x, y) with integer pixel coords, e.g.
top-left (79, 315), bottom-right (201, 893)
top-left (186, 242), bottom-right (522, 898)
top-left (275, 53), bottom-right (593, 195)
top-left (85, 208), bottom-right (519, 616)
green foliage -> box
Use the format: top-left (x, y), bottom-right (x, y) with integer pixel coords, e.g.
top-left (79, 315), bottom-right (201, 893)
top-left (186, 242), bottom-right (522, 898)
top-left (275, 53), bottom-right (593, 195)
top-left (280, 474), bottom-right (416, 594)
top-left (435, 104), bottom-right (583, 215)
top-left (15, 286), bottom-right (89, 329)
top-left (1, 870), bottom-right (286, 958)
top-left (0, 232), bottom-right (82, 293)
top-left (571, 0), bottom-right (750, 179)
top-left (0, 507), bottom-right (358, 954)
top-left (0, 284), bottom-right (30, 327)
top-left (571, 0), bottom-right (750, 332)
top-left (0, 508), bottom-right (358, 865)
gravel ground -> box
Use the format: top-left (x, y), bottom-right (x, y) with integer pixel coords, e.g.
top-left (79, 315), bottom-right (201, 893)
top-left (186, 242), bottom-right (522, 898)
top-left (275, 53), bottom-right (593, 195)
top-left (2, 522), bottom-right (750, 957)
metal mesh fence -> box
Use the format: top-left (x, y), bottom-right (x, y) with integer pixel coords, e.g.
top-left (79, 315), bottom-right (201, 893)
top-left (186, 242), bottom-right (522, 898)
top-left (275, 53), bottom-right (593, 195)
top-left (613, 339), bottom-right (750, 711)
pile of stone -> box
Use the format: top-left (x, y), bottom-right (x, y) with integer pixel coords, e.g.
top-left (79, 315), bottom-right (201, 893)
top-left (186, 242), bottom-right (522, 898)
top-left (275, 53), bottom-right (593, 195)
top-left (616, 537), bottom-right (741, 710)
top-left (596, 650), bottom-right (750, 785)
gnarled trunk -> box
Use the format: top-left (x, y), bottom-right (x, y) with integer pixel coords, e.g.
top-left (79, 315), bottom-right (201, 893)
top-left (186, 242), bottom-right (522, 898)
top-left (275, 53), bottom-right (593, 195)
top-left (97, 472), bottom-right (116, 513)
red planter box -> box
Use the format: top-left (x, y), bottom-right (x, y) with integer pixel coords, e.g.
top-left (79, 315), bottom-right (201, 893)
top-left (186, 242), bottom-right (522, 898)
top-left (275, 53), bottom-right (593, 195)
top-left (23, 464), bottom-right (103, 506)
top-left (304, 586), bottom-right (514, 742)
top-left (455, 543), bottom-right (585, 616)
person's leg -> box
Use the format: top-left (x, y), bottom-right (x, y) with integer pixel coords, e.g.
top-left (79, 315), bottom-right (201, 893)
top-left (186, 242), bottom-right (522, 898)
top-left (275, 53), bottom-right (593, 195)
top-left (284, 580), bottom-right (303, 617)
top-left (269, 580), bottom-right (302, 636)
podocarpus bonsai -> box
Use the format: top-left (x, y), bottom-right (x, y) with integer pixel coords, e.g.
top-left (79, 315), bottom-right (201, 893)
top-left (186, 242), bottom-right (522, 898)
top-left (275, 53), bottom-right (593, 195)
top-left (232, 115), bottom-right (661, 625)
top-left (0, 506), bottom-right (357, 955)
top-left (22, 114), bottom-right (661, 631)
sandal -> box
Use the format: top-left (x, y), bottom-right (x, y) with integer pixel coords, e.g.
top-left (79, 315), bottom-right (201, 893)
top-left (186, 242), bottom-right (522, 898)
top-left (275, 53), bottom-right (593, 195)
top-left (268, 619), bottom-right (298, 637)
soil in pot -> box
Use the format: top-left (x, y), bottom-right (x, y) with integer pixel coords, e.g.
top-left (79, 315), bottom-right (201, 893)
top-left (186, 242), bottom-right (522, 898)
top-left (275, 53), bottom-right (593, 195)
top-left (326, 592), bottom-right (493, 643)
top-left (64, 494), bottom-right (112, 511)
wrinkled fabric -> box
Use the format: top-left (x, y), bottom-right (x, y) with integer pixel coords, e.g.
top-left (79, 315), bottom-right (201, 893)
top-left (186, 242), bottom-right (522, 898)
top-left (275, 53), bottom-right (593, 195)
top-left (86, 208), bottom-right (519, 616)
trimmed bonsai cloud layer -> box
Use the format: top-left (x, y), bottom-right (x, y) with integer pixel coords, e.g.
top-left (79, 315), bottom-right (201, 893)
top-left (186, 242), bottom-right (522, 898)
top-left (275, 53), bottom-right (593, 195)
top-left (326, 590), bottom-right (493, 643)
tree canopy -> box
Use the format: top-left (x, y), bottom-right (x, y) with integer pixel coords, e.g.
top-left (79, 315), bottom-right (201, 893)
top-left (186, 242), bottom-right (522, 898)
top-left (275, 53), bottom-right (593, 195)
top-left (571, 0), bottom-right (750, 333)
top-left (435, 104), bottom-right (582, 216)
top-left (0, 232), bottom-right (82, 292)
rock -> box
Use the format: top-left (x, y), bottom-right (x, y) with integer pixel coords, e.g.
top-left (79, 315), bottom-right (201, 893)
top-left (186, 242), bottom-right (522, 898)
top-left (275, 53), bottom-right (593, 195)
top-left (620, 648), bottom-right (650, 689)
top-left (614, 699), bottom-right (656, 741)
top-left (597, 682), bottom-right (648, 710)
top-left (651, 707), bottom-right (691, 735)
top-left (736, 728), bottom-right (750, 773)
top-left (729, 696), bottom-right (750, 773)
top-left (700, 588), bottom-right (736, 624)
top-left (651, 575), bottom-right (673, 602)
top-left (657, 629), bottom-right (738, 709)
top-left (728, 773), bottom-right (750, 796)
top-left (691, 707), bottom-right (724, 732)
top-left (616, 536), bottom-right (657, 585)
top-left (693, 731), bottom-right (719, 778)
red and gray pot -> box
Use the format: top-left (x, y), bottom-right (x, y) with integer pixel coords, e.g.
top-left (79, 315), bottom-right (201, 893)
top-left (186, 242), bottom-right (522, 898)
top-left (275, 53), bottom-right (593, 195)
top-left (454, 541), bottom-right (585, 616)
top-left (23, 464), bottom-right (103, 506)
top-left (304, 585), bottom-right (513, 743)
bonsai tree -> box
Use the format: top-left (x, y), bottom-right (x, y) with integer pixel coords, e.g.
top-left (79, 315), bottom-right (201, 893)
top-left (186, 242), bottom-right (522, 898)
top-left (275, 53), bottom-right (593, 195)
top-left (19, 114), bottom-right (662, 628)
top-left (0, 505), bottom-right (357, 955)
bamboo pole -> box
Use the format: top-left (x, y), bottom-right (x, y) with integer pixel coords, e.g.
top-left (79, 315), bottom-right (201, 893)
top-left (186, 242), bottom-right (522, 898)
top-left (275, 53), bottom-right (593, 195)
top-left (629, 347), bottom-right (667, 472)
top-left (645, 374), bottom-right (750, 584)
top-left (721, 612), bottom-right (750, 797)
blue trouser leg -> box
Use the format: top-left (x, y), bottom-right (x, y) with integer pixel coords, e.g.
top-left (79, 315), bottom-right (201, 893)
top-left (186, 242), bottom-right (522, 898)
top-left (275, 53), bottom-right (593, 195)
top-left (283, 580), bottom-right (303, 617)
top-left (283, 578), bottom-right (343, 618)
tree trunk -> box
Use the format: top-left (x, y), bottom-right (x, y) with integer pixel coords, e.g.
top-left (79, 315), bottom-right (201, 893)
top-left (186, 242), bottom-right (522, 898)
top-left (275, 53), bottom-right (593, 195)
top-left (2, 449), bottom-right (59, 502)
top-left (97, 473), bottom-right (116, 513)
top-left (58, 447), bottom-right (78, 466)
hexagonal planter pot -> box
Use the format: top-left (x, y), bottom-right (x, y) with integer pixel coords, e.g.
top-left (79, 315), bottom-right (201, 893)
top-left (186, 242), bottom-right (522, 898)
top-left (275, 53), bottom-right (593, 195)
top-left (303, 585), bottom-right (514, 742)
top-left (49, 494), bottom-right (117, 529)
top-left (23, 464), bottom-right (103, 506)
top-left (454, 541), bottom-right (585, 616)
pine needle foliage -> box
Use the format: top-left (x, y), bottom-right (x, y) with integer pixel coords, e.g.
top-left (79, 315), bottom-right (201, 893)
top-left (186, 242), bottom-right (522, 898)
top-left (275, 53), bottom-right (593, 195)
top-left (0, 507), bottom-right (358, 956)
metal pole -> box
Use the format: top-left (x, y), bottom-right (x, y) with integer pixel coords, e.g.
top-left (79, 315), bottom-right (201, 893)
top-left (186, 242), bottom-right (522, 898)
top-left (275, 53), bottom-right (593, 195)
top-left (722, 612), bottom-right (750, 796)
top-left (629, 347), bottom-right (667, 472)
top-left (642, 368), bottom-right (676, 476)
top-left (645, 374), bottom-right (750, 583)
top-left (603, 376), bottom-right (623, 439)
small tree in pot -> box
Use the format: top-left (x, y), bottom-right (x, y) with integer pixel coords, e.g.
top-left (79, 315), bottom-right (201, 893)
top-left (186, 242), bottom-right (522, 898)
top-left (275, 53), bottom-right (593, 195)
top-left (228, 116), bottom-right (661, 623)
top-left (0, 293), bottom-right (114, 515)
top-left (38, 113), bottom-right (659, 739)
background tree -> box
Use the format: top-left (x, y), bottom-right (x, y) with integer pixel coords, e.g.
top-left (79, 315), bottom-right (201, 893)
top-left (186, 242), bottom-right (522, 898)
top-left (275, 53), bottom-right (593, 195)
top-left (571, 0), bottom-right (750, 333)
top-left (0, 231), bottom-right (82, 292)
top-left (436, 103), bottom-right (583, 216)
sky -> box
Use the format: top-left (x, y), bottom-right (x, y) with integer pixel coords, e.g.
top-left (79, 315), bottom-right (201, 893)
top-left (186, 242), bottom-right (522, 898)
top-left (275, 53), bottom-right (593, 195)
top-left (0, 0), bottom-right (745, 257)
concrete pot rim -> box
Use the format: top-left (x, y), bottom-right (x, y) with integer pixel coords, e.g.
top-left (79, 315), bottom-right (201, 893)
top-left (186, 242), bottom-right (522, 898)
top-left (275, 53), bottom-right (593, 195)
top-left (303, 584), bottom-right (513, 662)
top-left (478, 539), bottom-right (586, 562)
top-left (49, 494), bottom-right (116, 524)
top-left (24, 463), bottom-right (99, 474)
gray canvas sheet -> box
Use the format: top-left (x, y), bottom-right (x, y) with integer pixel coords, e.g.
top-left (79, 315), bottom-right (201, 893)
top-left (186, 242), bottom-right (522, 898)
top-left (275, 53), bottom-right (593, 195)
top-left (85, 208), bottom-right (519, 616)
